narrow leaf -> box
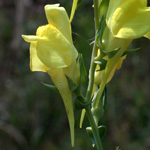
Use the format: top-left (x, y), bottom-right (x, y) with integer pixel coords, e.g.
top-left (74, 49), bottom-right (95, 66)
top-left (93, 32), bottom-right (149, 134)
top-left (94, 58), bottom-right (107, 71)
top-left (98, 125), bottom-right (107, 139)
top-left (92, 86), bottom-right (107, 124)
top-left (75, 96), bottom-right (91, 110)
top-left (122, 47), bottom-right (140, 56)
top-left (96, 16), bottom-right (106, 50)
top-left (41, 82), bottom-right (57, 91)
top-left (77, 0), bottom-right (83, 8)
top-left (79, 85), bottom-right (97, 128)
top-left (86, 125), bottom-right (107, 147)
top-left (77, 54), bottom-right (87, 84)
top-left (103, 47), bottom-right (121, 59)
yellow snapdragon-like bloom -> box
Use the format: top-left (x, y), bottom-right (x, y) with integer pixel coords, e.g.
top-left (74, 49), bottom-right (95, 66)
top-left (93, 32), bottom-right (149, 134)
top-left (93, 0), bottom-right (150, 109)
top-left (106, 0), bottom-right (150, 39)
top-left (22, 4), bottom-right (80, 146)
top-left (94, 26), bottom-right (131, 85)
top-left (95, 0), bottom-right (150, 85)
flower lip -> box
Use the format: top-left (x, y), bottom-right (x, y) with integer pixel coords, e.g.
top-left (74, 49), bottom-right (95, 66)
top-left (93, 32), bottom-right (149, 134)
top-left (44, 4), bottom-right (60, 9)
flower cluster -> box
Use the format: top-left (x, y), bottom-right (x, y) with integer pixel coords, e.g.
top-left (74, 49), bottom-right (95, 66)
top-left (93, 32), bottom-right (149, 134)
top-left (92, 0), bottom-right (150, 123)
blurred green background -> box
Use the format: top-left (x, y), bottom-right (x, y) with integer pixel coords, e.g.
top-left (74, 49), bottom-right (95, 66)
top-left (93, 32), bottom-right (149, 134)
top-left (0, 0), bottom-right (150, 150)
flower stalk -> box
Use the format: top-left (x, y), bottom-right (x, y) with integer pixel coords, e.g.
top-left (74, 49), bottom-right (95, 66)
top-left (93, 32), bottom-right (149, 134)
top-left (84, 0), bottom-right (103, 150)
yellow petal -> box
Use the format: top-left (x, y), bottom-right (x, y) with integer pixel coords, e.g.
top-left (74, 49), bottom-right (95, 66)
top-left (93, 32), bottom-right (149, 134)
top-left (79, 109), bottom-right (86, 128)
top-left (104, 56), bottom-right (126, 83)
top-left (116, 55), bottom-right (126, 70)
top-left (93, 47), bottom-right (126, 109)
top-left (63, 60), bottom-right (80, 84)
top-left (30, 42), bottom-right (48, 72)
top-left (107, 0), bottom-right (150, 39)
top-left (70, 0), bottom-right (78, 22)
top-left (106, 0), bottom-right (122, 20)
top-left (45, 4), bottom-right (60, 8)
top-left (104, 48), bottom-right (125, 85)
top-left (44, 4), bottom-right (72, 43)
top-left (22, 35), bottom-right (48, 72)
top-left (107, 0), bottom-right (147, 22)
top-left (48, 68), bottom-right (75, 146)
top-left (144, 31), bottom-right (150, 39)
top-left (102, 26), bottom-right (131, 50)
top-left (94, 70), bottom-right (104, 85)
top-left (36, 24), bottom-right (78, 68)
top-left (105, 56), bottom-right (126, 84)
top-left (22, 35), bottom-right (44, 42)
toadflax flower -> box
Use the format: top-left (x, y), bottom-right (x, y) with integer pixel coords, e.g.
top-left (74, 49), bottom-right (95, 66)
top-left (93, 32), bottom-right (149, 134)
top-left (93, 0), bottom-right (150, 111)
top-left (95, 0), bottom-right (150, 85)
top-left (22, 4), bottom-right (80, 146)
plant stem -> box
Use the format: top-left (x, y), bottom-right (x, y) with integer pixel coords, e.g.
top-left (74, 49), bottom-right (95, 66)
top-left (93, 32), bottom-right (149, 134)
top-left (85, 105), bottom-right (103, 150)
top-left (94, 0), bottom-right (99, 30)
top-left (84, 1), bottom-right (103, 150)
top-left (85, 43), bottom-right (98, 102)
top-left (85, 0), bottom-right (99, 102)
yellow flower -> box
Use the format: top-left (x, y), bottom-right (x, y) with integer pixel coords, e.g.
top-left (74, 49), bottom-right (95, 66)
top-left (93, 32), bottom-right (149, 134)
top-left (22, 4), bottom-right (80, 146)
top-left (95, 0), bottom-right (150, 85)
top-left (94, 26), bottom-right (131, 85)
top-left (106, 0), bottom-right (150, 39)
top-left (93, 0), bottom-right (150, 109)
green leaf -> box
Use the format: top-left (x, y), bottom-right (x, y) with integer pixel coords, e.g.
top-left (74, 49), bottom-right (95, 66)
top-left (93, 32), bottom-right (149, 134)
top-left (41, 82), bottom-right (58, 91)
top-left (77, 54), bottom-right (87, 84)
top-left (67, 53), bottom-right (87, 97)
top-left (101, 86), bottom-right (107, 110)
top-left (77, 0), bottom-right (83, 8)
top-left (92, 86), bottom-right (107, 110)
top-left (94, 58), bottom-right (107, 71)
top-left (86, 127), bottom-right (95, 147)
top-left (98, 125), bottom-right (107, 139)
top-left (86, 125), bottom-right (107, 147)
top-left (75, 95), bottom-right (91, 110)
top-left (103, 47), bottom-right (121, 59)
top-left (67, 78), bottom-right (80, 94)
top-left (122, 47), bottom-right (140, 56)
top-left (96, 16), bottom-right (106, 50)
top-left (92, 87), bottom-right (107, 124)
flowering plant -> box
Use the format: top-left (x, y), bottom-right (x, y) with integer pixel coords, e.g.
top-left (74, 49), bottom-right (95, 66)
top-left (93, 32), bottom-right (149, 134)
top-left (22, 0), bottom-right (150, 149)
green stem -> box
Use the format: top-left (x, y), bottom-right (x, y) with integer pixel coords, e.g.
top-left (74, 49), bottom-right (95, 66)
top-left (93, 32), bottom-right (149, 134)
top-left (85, 0), bottom-right (99, 102)
top-left (85, 105), bottom-right (103, 150)
top-left (94, 0), bottom-right (99, 30)
top-left (84, 1), bottom-right (103, 150)
top-left (85, 43), bottom-right (98, 102)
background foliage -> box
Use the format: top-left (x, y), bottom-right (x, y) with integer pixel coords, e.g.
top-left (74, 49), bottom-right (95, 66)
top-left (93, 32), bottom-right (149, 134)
top-left (0, 0), bottom-right (150, 149)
